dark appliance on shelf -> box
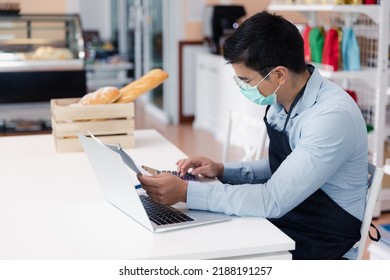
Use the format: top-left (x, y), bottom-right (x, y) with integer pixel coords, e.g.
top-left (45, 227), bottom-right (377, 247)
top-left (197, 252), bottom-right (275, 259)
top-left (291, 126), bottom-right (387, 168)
top-left (203, 5), bottom-right (246, 55)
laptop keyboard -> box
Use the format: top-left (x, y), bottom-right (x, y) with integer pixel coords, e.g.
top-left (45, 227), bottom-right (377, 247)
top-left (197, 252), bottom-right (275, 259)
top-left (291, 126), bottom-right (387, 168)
top-left (156, 170), bottom-right (198, 181)
top-left (140, 195), bottom-right (194, 225)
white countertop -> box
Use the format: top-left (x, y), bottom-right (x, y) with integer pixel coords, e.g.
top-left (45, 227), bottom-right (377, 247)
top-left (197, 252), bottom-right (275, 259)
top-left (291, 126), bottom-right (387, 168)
top-left (0, 130), bottom-right (294, 259)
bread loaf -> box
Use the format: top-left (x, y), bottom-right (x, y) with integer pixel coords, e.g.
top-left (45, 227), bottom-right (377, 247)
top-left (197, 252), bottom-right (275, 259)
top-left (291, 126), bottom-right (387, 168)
top-left (32, 46), bottom-right (73, 60)
top-left (116, 69), bottom-right (169, 103)
top-left (79, 86), bottom-right (121, 105)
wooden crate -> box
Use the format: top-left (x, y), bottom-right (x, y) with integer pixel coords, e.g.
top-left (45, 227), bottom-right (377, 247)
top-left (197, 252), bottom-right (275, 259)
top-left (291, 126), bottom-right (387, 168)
top-left (51, 98), bottom-right (135, 152)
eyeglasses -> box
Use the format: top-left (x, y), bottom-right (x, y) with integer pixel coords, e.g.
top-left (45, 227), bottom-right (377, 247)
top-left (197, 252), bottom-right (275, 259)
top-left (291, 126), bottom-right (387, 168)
top-left (233, 68), bottom-right (274, 90)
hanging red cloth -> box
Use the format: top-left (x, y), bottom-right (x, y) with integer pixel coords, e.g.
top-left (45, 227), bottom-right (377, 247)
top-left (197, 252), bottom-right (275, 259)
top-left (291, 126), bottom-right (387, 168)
top-left (345, 89), bottom-right (358, 104)
top-left (302, 24), bottom-right (311, 63)
top-left (322, 28), bottom-right (340, 71)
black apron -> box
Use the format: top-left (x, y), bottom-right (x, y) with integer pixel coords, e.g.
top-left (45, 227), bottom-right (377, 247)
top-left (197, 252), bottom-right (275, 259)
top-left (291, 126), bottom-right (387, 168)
top-left (265, 87), bottom-right (362, 260)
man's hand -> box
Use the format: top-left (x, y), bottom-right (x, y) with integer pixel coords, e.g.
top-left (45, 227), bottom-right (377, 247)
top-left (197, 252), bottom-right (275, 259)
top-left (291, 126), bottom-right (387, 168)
top-left (137, 173), bottom-right (188, 205)
top-left (176, 156), bottom-right (224, 178)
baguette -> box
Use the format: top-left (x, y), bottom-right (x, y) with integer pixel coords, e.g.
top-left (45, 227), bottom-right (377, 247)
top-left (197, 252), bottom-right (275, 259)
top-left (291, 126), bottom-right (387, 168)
top-left (79, 86), bottom-right (121, 105)
top-left (116, 69), bottom-right (169, 103)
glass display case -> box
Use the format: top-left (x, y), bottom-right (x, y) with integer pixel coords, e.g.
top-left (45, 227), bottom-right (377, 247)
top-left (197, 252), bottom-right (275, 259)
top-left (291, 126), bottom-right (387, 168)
top-left (0, 14), bottom-right (86, 104)
top-left (0, 14), bottom-right (86, 134)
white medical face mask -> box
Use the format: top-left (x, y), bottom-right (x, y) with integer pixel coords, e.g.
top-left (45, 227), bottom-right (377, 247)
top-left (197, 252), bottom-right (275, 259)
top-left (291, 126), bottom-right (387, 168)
top-left (234, 69), bottom-right (280, 106)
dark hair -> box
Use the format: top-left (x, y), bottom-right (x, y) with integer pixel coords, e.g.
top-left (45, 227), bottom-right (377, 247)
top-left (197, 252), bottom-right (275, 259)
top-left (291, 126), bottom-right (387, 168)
top-left (223, 11), bottom-right (306, 76)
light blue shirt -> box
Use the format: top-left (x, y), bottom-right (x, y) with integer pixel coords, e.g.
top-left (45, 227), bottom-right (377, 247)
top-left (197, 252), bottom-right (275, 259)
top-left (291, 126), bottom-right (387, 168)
top-left (187, 67), bottom-right (368, 259)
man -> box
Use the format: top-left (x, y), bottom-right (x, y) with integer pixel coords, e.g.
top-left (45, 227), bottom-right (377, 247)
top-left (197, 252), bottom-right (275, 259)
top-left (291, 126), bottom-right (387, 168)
top-left (137, 11), bottom-right (368, 260)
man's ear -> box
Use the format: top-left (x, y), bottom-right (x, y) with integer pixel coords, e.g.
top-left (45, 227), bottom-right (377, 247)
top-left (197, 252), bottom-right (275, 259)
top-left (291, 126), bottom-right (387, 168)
top-left (273, 66), bottom-right (288, 85)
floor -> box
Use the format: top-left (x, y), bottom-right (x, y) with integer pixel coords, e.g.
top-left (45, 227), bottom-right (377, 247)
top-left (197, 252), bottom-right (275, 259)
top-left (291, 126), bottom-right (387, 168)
top-left (135, 101), bottom-right (390, 260)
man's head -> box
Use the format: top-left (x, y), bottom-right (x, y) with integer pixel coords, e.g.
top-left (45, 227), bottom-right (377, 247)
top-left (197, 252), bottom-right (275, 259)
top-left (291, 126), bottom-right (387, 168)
top-left (223, 11), bottom-right (307, 77)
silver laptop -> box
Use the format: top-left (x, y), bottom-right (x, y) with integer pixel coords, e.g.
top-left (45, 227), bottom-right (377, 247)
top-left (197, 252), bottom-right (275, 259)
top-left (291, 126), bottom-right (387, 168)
top-left (78, 133), bottom-right (230, 232)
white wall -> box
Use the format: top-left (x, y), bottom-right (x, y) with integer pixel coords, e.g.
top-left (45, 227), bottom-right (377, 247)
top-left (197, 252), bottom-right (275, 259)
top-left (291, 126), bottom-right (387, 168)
top-left (77, 0), bottom-right (112, 40)
top-left (66, 0), bottom-right (80, 13)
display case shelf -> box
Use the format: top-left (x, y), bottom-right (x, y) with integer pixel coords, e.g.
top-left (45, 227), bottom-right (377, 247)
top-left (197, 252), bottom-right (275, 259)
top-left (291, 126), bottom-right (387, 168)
top-left (0, 59), bottom-right (83, 72)
top-left (0, 14), bottom-right (84, 58)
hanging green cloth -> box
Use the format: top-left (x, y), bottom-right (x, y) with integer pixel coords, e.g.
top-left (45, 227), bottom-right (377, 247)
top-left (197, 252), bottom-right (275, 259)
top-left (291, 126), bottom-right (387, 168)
top-left (309, 27), bottom-right (325, 64)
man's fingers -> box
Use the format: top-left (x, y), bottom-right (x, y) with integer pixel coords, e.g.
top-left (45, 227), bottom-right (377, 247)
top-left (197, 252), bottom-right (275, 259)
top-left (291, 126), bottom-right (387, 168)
top-left (178, 160), bottom-right (200, 176)
top-left (177, 160), bottom-right (191, 171)
top-left (142, 184), bottom-right (159, 194)
top-left (191, 165), bottom-right (209, 175)
top-left (146, 192), bottom-right (161, 203)
top-left (138, 173), bottom-right (167, 186)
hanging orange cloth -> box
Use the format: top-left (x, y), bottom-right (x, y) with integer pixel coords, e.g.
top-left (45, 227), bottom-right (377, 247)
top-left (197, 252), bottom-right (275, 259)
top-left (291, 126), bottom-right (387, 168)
top-left (337, 28), bottom-right (343, 71)
top-left (322, 28), bottom-right (340, 71)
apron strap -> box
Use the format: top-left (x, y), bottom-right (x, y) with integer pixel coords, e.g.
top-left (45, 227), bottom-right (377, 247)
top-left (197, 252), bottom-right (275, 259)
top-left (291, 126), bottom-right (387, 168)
top-left (282, 85), bottom-right (306, 131)
top-left (263, 85), bottom-right (306, 131)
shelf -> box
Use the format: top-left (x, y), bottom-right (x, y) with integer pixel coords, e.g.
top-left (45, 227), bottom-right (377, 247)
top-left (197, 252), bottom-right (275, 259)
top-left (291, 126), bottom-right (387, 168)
top-left (268, 4), bottom-right (381, 24)
top-left (87, 77), bottom-right (133, 90)
top-left (318, 68), bottom-right (376, 85)
top-left (86, 62), bottom-right (133, 71)
top-left (0, 59), bottom-right (83, 72)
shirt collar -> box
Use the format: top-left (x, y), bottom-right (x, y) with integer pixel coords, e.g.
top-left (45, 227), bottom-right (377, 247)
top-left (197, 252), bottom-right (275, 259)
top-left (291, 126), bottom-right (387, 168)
top-left (274, 64), bottom-right (322, 116)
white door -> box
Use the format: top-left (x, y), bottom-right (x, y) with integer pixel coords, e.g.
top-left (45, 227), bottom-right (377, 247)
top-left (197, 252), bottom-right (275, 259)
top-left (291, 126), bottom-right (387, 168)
top-left (116, 0), bottom-right (184, 124)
